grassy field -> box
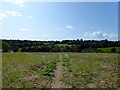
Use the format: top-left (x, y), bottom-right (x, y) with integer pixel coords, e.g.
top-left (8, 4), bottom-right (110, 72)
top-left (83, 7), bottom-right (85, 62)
top-left (2, 52), bottom-right (60, 88)
top-left (2, 52), bottom-right (119, 88)
top-left (62, 53), bottom-right (119, 88)
top-left (56, 44), bottom-right (75, 47)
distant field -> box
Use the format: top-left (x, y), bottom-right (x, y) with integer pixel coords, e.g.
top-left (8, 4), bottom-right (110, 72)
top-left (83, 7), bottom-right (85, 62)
top-left (98, 47), bottom-right (120, 53)
top-left (56, 44), bottom-right (75, 47)
top-left (2, 52), bottom-right (119, 88)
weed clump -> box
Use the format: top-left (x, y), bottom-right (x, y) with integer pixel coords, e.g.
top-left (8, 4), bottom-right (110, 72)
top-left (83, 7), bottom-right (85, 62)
top-left (43, 61), bottom-right (56, 77)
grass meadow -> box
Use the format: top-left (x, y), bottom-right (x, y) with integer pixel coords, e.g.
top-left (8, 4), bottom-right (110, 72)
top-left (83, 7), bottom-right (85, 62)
top-left (62, 53), bottom-right (119, 88)
top-left (2, 52), bottom-right (60, 88)
top-left (2, 52), bottom-right (119, 88)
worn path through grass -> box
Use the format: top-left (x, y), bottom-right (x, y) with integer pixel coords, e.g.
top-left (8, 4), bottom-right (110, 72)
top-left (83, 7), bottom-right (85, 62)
top-left (51, 53), bottom-right (63, 88)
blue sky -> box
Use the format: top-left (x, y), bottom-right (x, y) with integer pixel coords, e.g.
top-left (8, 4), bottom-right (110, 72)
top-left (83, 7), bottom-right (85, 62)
top-left (0, 0), bottom-right (118, 41)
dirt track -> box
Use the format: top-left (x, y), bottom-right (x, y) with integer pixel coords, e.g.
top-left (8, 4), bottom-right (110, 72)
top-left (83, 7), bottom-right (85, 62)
top-left (51, 54), bottom-right (63, 88)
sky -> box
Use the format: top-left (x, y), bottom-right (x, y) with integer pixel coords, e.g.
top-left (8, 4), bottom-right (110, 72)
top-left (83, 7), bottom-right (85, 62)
top-left (0, 0), bottom-right (118, 41)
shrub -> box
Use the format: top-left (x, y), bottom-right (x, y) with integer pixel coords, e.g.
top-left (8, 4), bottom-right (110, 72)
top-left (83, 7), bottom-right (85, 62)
top-left (111, 48), bottom-right (116, 53)
top-left (2, 41), bottom-right (12, 52)
top-left (43, 61), bottom-right (56, 77)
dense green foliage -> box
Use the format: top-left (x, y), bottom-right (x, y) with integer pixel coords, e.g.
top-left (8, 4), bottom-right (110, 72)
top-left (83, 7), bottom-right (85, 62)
top-left (111, 48), bottom-right (116, 53)
top-left (2, 41), bottom-right (12, 52)
top-left (44, 61), bottom-right (57, 77)
top-left (98, 47), bottom-right (120, 53)
top-left (1, 39), bottom-right (120, 52)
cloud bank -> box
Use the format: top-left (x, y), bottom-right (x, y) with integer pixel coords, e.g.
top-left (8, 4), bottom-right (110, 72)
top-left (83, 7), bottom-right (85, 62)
top-left (84, 31), bottom-right (117, 39)
top-left (2, 0), bottom-right (24, 7)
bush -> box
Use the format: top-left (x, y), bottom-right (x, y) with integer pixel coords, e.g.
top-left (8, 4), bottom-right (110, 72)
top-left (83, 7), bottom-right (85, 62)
top-left (81, 48), bottom-right (103, 53)
top-left (111, 48), bottom-right (116, 53)
top-left (2, 41), bottom-right (12, 52)
top-left (43, 61), bottom-right (56, 77)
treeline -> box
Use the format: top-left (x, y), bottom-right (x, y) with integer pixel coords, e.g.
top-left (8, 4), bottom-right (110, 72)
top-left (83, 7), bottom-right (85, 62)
top-left (1, 39), bottom-right (120, 53)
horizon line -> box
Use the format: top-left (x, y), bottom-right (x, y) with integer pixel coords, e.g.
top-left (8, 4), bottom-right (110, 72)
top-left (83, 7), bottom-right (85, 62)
top-left (1, 38), bottom-right (119, 42)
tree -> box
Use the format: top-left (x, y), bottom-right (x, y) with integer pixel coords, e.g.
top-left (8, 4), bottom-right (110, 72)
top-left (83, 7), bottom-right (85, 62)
top-left (63, 46), bottom-right (71, 52)
top-left (2, 41), bottom-right (12, 52)
top-left (1, 39), bottom-right (119, 52)
top-left (51, 45), bottom-right (60, 52)
top-left (100, 39), bottom-right (108, 48)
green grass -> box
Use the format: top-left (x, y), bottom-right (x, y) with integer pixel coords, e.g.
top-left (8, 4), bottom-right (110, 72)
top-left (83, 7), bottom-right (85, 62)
top-left (62, 53), bottom-right (119, 88)
top-left (2, 52), bottom-right (59, 88)
top-left (97, 47), bottom-right (120, 53)
top-left (2, 52), bottom-right (119, 88)
top-left (44, 42), bottom-right (50, 45)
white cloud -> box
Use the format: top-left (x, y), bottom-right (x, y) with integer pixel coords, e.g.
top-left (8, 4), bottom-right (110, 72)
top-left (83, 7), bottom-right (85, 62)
top-left (15, 0), bottom-right (24, 7)
top-left (84, 31), bottom-right (117, 39)
top-left (28, 16), bottom-right (33, 19)
top-left (19, 28), bottom-right (30, 31)
top-left (5, 11), bottom-right (22, 17)
top-left (103, 33), bottom-right (117, 39)
top-left (84, 31), bottom-right (104, 38)
top-left (92, 31), bottom-right (103, 38)
top-left (66, 25), bottom-right (74, 29)
top-left (0, 11), bottom-right (8, 21)
top-left (0, 10), bottom-right (22, 25)
top-left (2, 0), bottom-right (24, 7)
